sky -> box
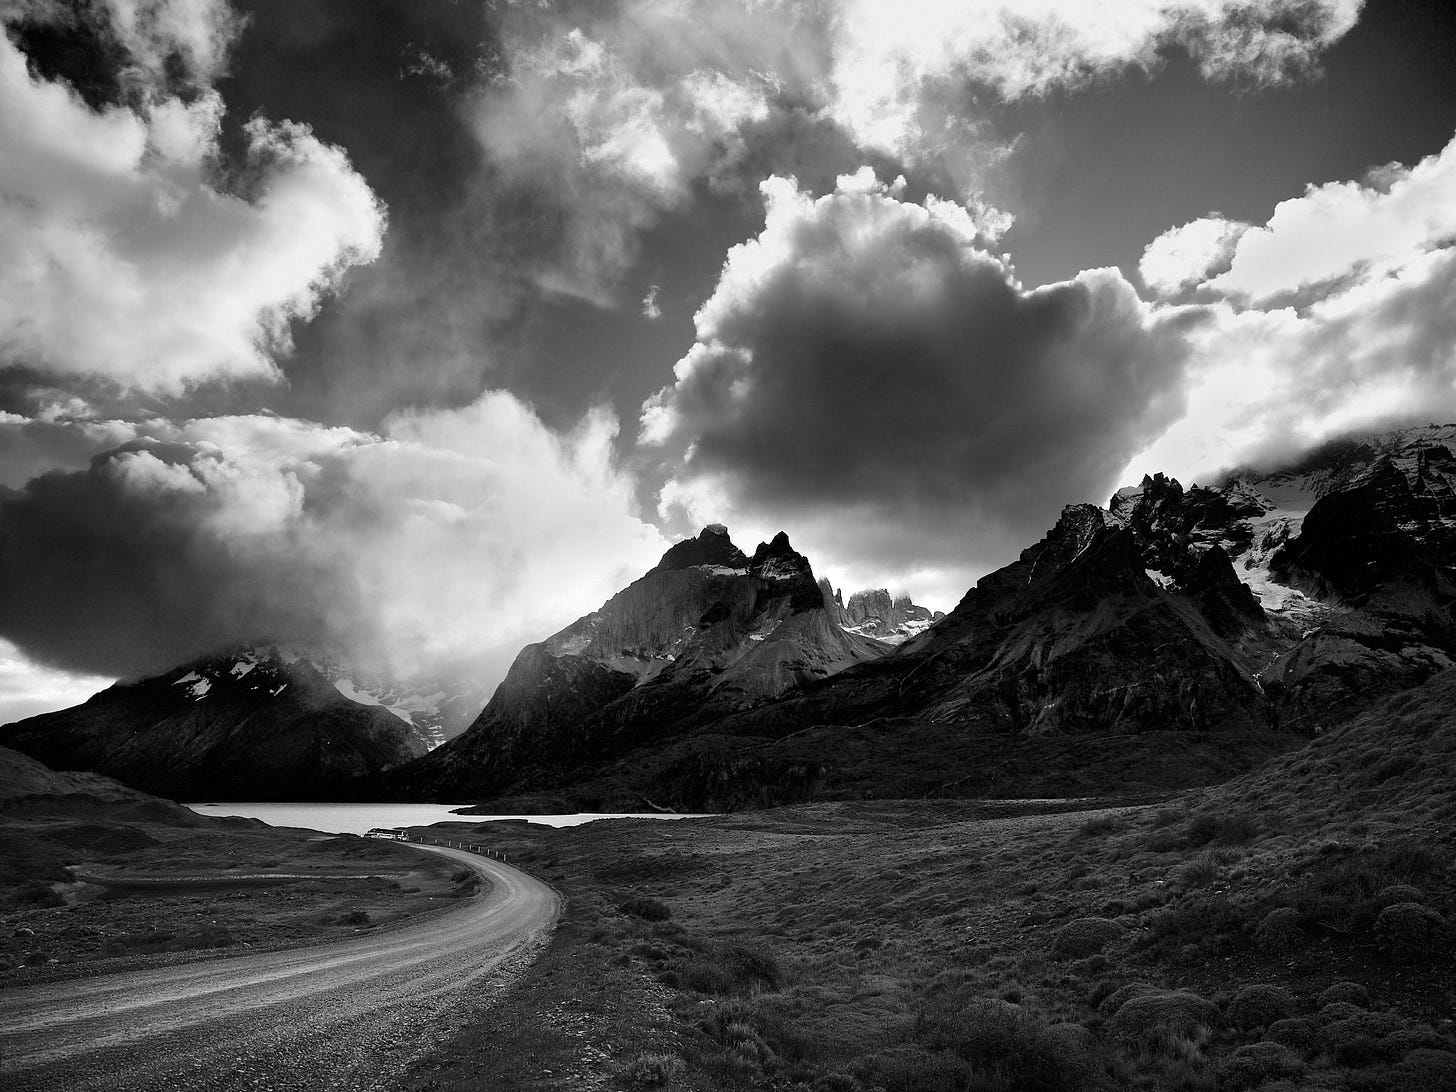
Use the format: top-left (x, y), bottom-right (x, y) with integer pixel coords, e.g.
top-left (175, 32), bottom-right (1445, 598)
top-left (1, 0), bottom-right (1455, 720)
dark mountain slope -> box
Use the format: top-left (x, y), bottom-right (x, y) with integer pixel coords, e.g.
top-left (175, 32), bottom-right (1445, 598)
top-left (0, 649), bottom-right (425, 800)
top-left (418, 506), bottom-right (1284, 809)
top-left (375, 527), bottom-right (887, 801)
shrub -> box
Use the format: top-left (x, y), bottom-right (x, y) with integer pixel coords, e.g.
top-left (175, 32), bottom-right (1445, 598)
top-left (1381, 1025), bottom-right (1450, 1057)
top-left (1317, 981), bottom-right (1370, 1008)
top-left (620, 897), bottom-right (673, 922)
top-left (1140, 892), bottom-right (1244, 960)
top-left (1098, 982), bottom-right (1156, 1017)
top-left (1253, 907), bottom-right (1304, 954)
top-left (1226, 984), bottom-right (1296, 1031)
top-left (1171, 853), bottom-right (1221, 888)
top-left (617, 1051), bottom-right (686, 1088)
top-left (335, 910), bottom-right (371, 926)
top-left (1393, 1048), bottom-right (1456, 1091)
top-left (1105, 990), bottom-right (1219, 1046)
top-left (1050, 917), bottom-right (1124, 959)
top-left (678, 940), bottom-right (782, 996)
top-left (1078, 814), bottom-right (1127, 837)
top-left (1214, 1041), bottom-right (1304, 1090)
top-left (1316, 1001), bottom-right (1367, 1025)
top-left (1323, 1009), bottom-right (1408, 1055)
top-left (855, 1045), bottom-right (967, 1092)
top-left (911, 998), bottom-right (1100, 1092)
top-left (1374, 902), bottom-right (1445, 960)
top-left (1265, 1018), bottom-right (1318, 1055)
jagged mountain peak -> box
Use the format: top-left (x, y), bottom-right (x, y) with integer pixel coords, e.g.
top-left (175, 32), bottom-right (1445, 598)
top-left (652, 523), bottom-right (750, 573)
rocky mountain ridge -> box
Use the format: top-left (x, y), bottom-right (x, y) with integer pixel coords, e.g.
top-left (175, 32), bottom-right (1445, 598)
top-left (817, 580), bottom-right (945, 644)
top-left (373, 526), bottom-right (888, 801)
top-left (404, 425), bottom-right (1456, 809)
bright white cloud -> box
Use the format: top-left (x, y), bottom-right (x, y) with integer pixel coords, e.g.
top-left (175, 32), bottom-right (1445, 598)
top-left (1124, 133), bottom-right (1456, 483)
top-left (0, 394), bottom-right (668, 683)
top-left (1139, 215), bottom-right (1250, 296)
top-left (473, 0), bottom-right (1359, 304)
top-left (0, 11), bottom-right (385, 393)
top-left (1208, 134), bottom-right (1456, 301)
top-left (0, 637), bottom-right (113, 726)
top-left (828, 0), bottom-right (1361, 157)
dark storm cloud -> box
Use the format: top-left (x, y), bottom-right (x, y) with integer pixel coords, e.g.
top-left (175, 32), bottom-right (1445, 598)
top-left (0, 439), bottom-right (354, 677)
top-left (640, 171), bottom-right (1198, 597)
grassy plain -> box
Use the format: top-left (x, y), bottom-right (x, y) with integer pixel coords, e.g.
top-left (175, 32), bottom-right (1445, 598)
top-left (404, 673), bottom-right (1456, 1092)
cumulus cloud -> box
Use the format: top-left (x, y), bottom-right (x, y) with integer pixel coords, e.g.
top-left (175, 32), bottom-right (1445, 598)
top-left (1207, 134), bottom-right (1456, 302)
top-left (0, 6), bottom-right (385, 392)
top-left (639, 169), bottom-right (1195, 605)
top-left (0, 396), bottom-right (668, 681)
top-left (470, 0), bottom-right (1358, 303)
top-left (1139, 215), bottom-right (1250, 296)
top-left (1124, 132), bottom-right (1456, 482)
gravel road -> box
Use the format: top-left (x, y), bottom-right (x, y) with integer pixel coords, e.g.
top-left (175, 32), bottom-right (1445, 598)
top-left (0, 844), bottom-right (560, 1091)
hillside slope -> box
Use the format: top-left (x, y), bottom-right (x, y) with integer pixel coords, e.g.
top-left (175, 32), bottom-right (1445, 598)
top-left (0, 649), bottom-right (426, 800)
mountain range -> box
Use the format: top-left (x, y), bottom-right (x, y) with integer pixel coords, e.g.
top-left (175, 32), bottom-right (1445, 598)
top-left (5, 425), bottom-right (1455, 808)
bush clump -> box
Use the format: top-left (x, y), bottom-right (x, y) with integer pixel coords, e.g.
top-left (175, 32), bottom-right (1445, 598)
top-left (901, 998), bottom-right (1100, 1092)
top-left (1317, 981), bottom-right (1370, 1009)
top-left (619, 896), bottom-right (673, 922)
top-left (1253, 907), bottom-right (1304, 954)
top-left (1214, 1041), bottom-right (1304, 1090)
top-left (617, 1051), bottom-right (687, 1088)
top-left (1097, 982), bottom-right (1156, 1017)
top-left (1265, 1018), bottom-right (1318, 1055)
top-left (1050, 916), bottom-right (1124, 959)
top-left (1105, 990), bottom-right (1219, 1046)
top-left (678, 940), bottom-right (782, 996)
top-left (1374, 901), bottom-right (1445, 960)
top-left (1226, 984), bottom-right (1297, 1031)
top-left (1394, 1047), bottom-right (1456, 1091)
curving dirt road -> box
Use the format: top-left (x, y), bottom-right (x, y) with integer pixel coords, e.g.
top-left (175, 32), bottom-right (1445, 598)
top-left (0, 845), bottom-right (560, 1091)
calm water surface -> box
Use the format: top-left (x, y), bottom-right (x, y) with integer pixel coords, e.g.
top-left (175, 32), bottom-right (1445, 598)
top-left (184, 802), bottom-right (707, 835)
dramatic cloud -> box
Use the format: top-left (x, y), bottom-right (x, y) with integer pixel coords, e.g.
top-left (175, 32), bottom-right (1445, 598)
top-left (0, 637), bottom-right (113, 725)
top-left (639, 169), bottom-right (1195, 605)
top-left (1210, 135), bottom-right (1456, 302)
top-left (1139, 216), bottom-right (1250, 296)
top-left (1126, 132), bottom-right (1456, 480)
top-left (473, 0), bottom-right (1358, 304)
top-left (827, 0), bottom-right (1362, 158)
top-left (0, 396), bottom-right (667, 681)
top-left (0, 5), bottom-right (384, 392)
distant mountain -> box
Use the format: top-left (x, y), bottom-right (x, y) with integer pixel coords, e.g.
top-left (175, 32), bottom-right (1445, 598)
top-left (295, 651), bottom-right (488, 749)
top-left (405, 425), bottom-right (1456, 810)
top-left (374, 525), bottom-right (888, 801)
top-left (816, 580), bottom-right (944, 644)
top-left (1119, 423), bottom-right (1456, 724)
top-left (0, 648), bottom-right (428, 800)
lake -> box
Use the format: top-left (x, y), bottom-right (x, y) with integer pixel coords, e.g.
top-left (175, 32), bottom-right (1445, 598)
top-left (184, 802), bottom-right (708, 836)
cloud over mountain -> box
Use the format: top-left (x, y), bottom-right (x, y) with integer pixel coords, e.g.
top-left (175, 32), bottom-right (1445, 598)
top-left (0, 397), bottom-right (666, 680)
top-left (1129, 132), bottom-right (1456, 479)
top-left (639, 169), bottom-right (1195, 601)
